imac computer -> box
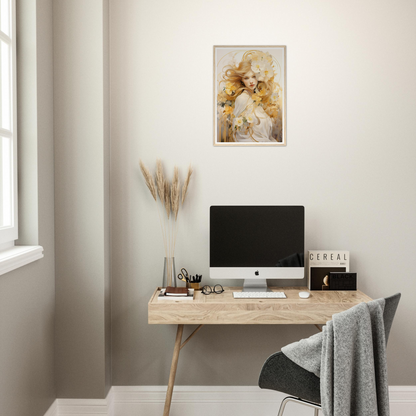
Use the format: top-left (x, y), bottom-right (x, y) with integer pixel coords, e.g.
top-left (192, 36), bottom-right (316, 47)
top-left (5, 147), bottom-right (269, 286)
top-left (209, 205), bottom-right (305, 292)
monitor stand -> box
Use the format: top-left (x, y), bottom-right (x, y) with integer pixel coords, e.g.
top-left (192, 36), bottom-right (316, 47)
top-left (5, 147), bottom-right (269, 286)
top-left (242, 279), bottom-right (270, 292)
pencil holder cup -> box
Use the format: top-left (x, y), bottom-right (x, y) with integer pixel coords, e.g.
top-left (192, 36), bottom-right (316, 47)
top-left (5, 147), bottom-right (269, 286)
top-left (187, 282), bottom-right (201, 290)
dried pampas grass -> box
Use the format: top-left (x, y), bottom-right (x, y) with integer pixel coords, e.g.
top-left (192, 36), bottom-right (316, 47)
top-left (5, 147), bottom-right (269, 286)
top-left (139, 159), bottom-right (194, 284)
top-left (182, 164), bottom-right (193, 205)
top-left (139, 160), bottom-right (157, 201)
top-left (156, 159), bottom-right (165, 203)
top-left (164, 180), bottom-right (170, 219)
top-left (171, 167), bottom-right (180, 221)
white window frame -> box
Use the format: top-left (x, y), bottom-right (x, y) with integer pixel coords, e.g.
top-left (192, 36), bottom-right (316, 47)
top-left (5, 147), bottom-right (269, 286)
top-left (0, 0), bottom-right (17, 247)
top-left (0, 0), bottom-right (43, 274)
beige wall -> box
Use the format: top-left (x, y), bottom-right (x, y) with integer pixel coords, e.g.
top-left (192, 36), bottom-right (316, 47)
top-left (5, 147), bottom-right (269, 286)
top-left (110, 0), bottom-right (416, 386)
top-left (54, 0), bottom-right (111, 399)
top-left (0, 0), bottom-right (56, 415)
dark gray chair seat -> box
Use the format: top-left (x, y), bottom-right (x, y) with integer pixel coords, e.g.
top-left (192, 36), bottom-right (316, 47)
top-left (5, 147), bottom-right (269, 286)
top-left (259, 350), bottom-right (321, 403)
top-left (258, 293), bottom-right (401, 414)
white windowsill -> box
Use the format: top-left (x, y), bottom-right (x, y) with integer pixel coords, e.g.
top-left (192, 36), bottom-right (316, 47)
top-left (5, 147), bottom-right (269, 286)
top-left (0, 245), bottom-right (44, 276)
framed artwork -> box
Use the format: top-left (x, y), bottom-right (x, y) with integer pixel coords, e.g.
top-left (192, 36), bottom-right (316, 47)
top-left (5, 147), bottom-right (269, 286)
top-left (214, 45), bottom-right (287, 146)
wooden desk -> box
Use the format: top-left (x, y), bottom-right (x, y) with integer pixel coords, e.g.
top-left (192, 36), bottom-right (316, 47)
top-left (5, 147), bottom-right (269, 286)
top-left (148, 286), bottom-right (372, 416)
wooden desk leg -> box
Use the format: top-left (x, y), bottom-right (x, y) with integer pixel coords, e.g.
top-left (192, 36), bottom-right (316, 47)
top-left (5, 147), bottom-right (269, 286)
top-left (163, 324), bottom-right (184, 416)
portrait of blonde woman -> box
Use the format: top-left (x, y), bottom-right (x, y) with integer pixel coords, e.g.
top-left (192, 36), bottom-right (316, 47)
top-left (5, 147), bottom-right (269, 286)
top-left (214, 46), bottom-right (286, 146)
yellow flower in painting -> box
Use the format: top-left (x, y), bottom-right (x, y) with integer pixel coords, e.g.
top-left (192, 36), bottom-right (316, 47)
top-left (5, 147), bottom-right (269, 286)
top-left (246, 114), bottom-right (254, 124)
top-left (258, 62), bottom-right (274, 82)
top-left (257, 88), bottom-right (266, 97)
top-left (225, 82), bottom-right (237, 95)
top-left (235, 117), bottom-right (243, 127)
top-left (270, 92), bottom-right (279, 102)
top-left (223, 105), bottom-right (233, 116)
top-left (251, 59), bottom-right (265, 74)
top-left (252, 94), bottom-right (262, 104)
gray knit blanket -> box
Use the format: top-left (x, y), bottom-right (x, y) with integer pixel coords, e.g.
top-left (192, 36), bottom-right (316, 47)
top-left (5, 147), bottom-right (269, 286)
top-left (282, 299), bottom-right (389, 416)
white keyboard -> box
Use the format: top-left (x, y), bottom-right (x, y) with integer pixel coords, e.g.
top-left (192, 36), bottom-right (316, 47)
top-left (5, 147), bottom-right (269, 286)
top-left (233, 291), bottom-right (286, 299)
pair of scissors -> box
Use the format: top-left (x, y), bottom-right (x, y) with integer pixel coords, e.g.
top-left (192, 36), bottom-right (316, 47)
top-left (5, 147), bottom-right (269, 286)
top-left (177, 268), bottom-right (190, 283)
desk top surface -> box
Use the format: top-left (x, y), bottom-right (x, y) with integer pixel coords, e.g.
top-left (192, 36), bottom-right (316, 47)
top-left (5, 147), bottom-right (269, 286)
top-left (148, 286), bottom-right (372, 325)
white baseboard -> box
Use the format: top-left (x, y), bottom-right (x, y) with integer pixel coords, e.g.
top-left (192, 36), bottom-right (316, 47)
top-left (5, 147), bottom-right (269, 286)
top-left (44, 389), bottom-right (114, 416)
top-left (389, 386), bottom-right (416, 416)
top-left (113, 386), bottom-right (290, 416)
top-left (44, 385), bottom-right (416, 416)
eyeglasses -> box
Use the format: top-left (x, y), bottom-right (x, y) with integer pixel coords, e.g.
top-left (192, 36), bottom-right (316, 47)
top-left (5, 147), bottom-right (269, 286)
top-left (201, 284), bottom-right (224, 295)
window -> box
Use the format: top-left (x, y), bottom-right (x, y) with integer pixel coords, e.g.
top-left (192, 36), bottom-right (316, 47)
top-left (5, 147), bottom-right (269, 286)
top-left (0, 0), bottom-right (42, 274)
top-left (0, 0), bottom-right (17, 248)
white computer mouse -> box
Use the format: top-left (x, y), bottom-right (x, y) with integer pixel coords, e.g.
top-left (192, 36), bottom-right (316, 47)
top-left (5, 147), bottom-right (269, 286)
top-left (299, 291), bottom-right (311, 299)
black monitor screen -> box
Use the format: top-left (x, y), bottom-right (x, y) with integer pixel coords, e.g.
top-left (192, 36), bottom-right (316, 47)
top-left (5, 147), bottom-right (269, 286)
top-left (210, 206), bottom-right (304, 267)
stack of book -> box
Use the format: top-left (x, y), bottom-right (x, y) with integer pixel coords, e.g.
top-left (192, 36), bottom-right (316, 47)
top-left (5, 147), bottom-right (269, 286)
top-left (157, 286), bottom-right (195, 301)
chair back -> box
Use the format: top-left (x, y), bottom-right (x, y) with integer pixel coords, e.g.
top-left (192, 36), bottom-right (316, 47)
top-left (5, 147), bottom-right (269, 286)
top-left (383, 293), bottom-right (401, 344)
